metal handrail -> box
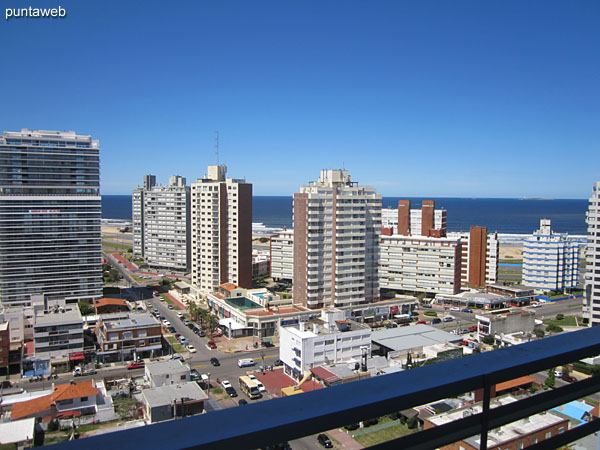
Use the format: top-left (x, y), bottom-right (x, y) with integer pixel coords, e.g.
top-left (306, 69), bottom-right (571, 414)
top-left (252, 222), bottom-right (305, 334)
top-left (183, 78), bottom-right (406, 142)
top-left (53, 326), bottom-right (600, 450)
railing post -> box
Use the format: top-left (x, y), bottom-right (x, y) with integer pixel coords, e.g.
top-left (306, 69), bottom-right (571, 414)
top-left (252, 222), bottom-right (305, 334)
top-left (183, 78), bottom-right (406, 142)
top-left (480, 374), bottom-right (491, 450)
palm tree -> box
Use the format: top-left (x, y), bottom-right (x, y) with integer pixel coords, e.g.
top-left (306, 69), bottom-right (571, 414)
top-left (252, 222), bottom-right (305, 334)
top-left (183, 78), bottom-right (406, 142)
top-left (206, 313), bottom-right (219, 338)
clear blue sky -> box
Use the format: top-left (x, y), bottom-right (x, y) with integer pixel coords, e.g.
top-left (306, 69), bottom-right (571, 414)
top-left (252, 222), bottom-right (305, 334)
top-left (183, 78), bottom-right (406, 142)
top-left (1, 1), bottom-right (598, 198)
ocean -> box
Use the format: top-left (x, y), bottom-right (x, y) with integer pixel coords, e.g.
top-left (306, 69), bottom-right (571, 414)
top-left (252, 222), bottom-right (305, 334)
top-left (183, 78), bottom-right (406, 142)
top-left (101, 195), bottom-right (588, 236)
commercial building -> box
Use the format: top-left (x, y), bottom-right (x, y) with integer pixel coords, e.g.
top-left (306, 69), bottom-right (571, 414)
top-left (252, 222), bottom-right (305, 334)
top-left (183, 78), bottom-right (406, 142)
top-left (279, 308), bottom-right (372, 378)
top-left (95, 312), bottom-right (162, 362)
top-left (371, 324), bottom-right (462, 359)
top-left (382, 200), bottom-right (447, 237)
top-left (270, 229), bottom-right (294, 281)
top-left (293, 169), bottom-right (381, 309)
top-left (190, 165), bottom-right (252, 293)
top-left (0, 129), bottom-right (102, 306)
top-left (132, 175), bottom-right (190, 272)
top-left (145, 359), bottom-right (190, 388)
top-left (448, 227), bottom-right (499, 289)
top-left (142, 382), bottom-right (208, 423)
top-left (522, 219), bottom-right (584, 292)
top-left (33, 305), bottom-right (83, 359)
top-left (379, 234), bottom-right (462, 295)
top-left (424, 395), bottom-right (569, 450)
top-left (475, 309), bottom-right (536, 340)
top-left (584, 182), bottom-right (600, 326)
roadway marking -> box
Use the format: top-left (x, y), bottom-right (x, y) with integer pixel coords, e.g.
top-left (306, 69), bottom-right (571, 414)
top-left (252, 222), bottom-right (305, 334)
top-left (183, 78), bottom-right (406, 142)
top-left (192, 365), bottom-right (207, 369)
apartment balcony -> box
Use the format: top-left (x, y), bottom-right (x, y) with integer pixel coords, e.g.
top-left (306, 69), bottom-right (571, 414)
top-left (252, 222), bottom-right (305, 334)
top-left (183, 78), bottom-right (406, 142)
top-left (52, 326), bottom-right (600, 450)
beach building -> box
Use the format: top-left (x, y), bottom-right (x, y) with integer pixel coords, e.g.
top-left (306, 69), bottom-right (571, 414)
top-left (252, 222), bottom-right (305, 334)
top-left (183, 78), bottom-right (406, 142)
top-left (448, 227), bottom-right (499, 289)
top-left (190, 165), bottom-right (252, 293)
top-left (379, 234), bottom-right (462, 295)
top-left (0, 129), bottom-right (102, 306)
top-left (382, 200), bottom-right (447, 237)
top-left (522, 219), bottom-right (584, 292)
top-left (292, 169), bottom-right (381, 309)
top-left (270, 229), bottom-right (294, 281)
top-left (584, 181), bottom-right (600, 326)
top-left (132, 175), bottom-right (190, 272)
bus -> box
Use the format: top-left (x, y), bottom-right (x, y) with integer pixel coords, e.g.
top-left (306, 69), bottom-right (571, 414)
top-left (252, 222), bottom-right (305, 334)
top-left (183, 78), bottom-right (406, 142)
top-left (239, 375), bottom-right (261, 399)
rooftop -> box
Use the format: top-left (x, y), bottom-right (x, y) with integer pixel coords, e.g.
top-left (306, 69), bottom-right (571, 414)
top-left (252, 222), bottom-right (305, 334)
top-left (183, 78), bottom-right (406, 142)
top-left (372, 324), bottom-right (462, 352)
top-left (0, 417), bottom-right (35, 445)
top-left (146, 359), bottom-right (189, 377)
top-left (94, 298), bottom-right (128, 308)
top-left (35, 307), bottom-right (82, 326)
top-left (103, 312), bottom-right (160, 330)
top-left (142, 382), bottom-right (208, 408)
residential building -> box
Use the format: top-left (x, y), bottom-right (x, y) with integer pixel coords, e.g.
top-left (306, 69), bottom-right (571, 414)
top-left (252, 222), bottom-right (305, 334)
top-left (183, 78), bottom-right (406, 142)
top-left (270, 229), bottom-right (294, 281)
top-left (382, 200), bottom-right (447, 237)
top-left (293, 169), bottom-right (381, 309)
top-left (379, 234), bottom-right (462, 295)
top-left (145, 359), bottom-right (190, 388)
top-left (33, 305), bottom-right (83, 359)
top-left (0, 321), bottom-right (8, 374)
top-left (95, 312), bottom-right (162, 362)
top-left (448, 227), bottom-right (499, 289)
top-left (476, 309), bottom-right (536, 339)
top-left (10, 380), bottom-right (101, 421)
top-left (584, 181), bottom-right (600, 326)
top-left (0, 418), bottom-right (35, 448)
top-left (522, 219), bottom-right (584, 292)
top-left (132, 175), bottom-right (190, 272)
top-left (424, 395), bottom-right (569, 450)
top-left (252, 251), bottom-right (270, 277)
top-left (0, 129), bottom-right (102, 306)
top-left (142, 382), bottom-right (208, 423)
top-left (93, 297), bottom-right (130, 315)
top-left (0, 294), bottom-right (43, 344)
top-left (279, 308), bottom-right (372, 378)
top-left (190, 165), bottom-right (252, 293)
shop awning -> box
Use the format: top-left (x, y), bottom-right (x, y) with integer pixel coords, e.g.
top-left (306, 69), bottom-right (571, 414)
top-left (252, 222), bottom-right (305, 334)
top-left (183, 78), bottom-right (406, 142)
top-left (69, 351), bottom-right (85, 361)
top-left (262, 337), bottom-right (273, 343)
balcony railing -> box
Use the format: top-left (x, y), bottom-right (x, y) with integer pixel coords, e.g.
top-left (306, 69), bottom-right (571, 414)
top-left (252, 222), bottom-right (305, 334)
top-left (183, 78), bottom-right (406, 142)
top-left (53, 326), bottom-right (600, 450)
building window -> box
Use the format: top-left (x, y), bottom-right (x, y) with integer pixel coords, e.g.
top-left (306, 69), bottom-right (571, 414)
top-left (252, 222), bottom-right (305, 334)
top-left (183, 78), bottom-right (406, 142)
top-left (545, 432), bottom-right (551, 439)
top-left (180, 375), bottom-right (186, 380)
top-left (81, 396), bottom-right (88, 402)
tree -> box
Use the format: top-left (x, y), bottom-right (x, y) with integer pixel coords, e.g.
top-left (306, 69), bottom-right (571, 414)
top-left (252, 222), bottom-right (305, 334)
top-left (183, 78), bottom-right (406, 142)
top-left (482, 335), bottom-right (494, 345)
top-left (563, 365), bottom-right (570, 378)
top-left (545, 368), bottom-right (556, 389)
top-left (160, 278), bottom-right (171, 286)
top-left (546, 324), bottom-right (563, 333)
top-left (206, 313), bottom-right (220, 338)
top-left (78, 301), bottom-right (94, 316)
top-left (106, 268), bottom-right (120, 282)
top-left (534, 328), bottom-right (545, 338)
top-left (406, 416), bottom-right (419, 429)
top-left (556, 314), bottom-right (564, 321)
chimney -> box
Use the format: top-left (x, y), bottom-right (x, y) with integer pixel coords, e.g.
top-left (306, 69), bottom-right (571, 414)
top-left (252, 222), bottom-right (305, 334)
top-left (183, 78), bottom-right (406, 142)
top-left (299, 322), bottom-right (305, 332)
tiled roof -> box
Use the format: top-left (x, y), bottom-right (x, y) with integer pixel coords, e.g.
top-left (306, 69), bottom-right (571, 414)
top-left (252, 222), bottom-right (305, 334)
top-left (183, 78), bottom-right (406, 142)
top-left (220, 282), bottom-right (239, 292)
top-left (495, 375), bottom-right (537, 392)
top-left (95, 298), bottom-right (128, 307)
top-left (11, 381), bottom-right (98, 420)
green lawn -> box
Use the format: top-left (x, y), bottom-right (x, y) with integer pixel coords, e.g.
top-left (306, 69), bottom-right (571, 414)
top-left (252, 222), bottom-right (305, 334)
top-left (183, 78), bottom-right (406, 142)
top-left (353, 422), bottom-right (413, 447)
top-left (423, 311), bottom-right (437, 317)
top-left (102, 240), bottom-right (131, 250)
top-left (543, 315), bottom-right (584, 327)
top-left (167, 335), bottom-right (185, 353)
top-left (160, 294), bottom-right (173, 304)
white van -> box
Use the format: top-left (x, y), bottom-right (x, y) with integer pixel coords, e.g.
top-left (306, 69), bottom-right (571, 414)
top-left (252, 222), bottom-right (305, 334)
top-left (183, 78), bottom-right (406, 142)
top-left (238, 358), bottom-right (255, 368)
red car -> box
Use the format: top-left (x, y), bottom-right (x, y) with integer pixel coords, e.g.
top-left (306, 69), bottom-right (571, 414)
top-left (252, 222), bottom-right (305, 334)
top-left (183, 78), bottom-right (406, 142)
top-left (207, 341), bottom-right (217, 349)
top-left (468, 325), bottom-right (478, 332)
top-left (127, 361), bottom-right (145, 370)
top-left (416, 321), bottom-right (426, 325)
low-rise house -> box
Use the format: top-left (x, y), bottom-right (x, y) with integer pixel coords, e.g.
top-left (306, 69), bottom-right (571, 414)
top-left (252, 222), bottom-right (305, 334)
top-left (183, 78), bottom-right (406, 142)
top-left (10, 380), bottom-right (100, 421)
top-left (96, 312), bottom-right (162, 362)
top-left (425, 395), bottom-right (569, 449)
top-left (0, 417), bottom-right (36, 448)
top-left (142, 382), bottom-right (207, 423)
top-left (145, 359), bottom-right (190, 388)
top-left (94, 298), bottom-right (130, 315)
top-left (476, 309), bottom-right (536, 341)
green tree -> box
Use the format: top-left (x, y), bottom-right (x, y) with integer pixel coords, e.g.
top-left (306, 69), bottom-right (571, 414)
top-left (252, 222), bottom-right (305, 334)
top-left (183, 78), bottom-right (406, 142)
top-left (78, 301), bottom-right (94, 316)
top-left (556, 314), bottom-right (564, 321)
top-left (482, 335), bottom-right (495, 345)
top-left (546, 324), bottom-right (563, 333)
top-left (534, 328), bottom-right (545, 338)
top-left (545, 368), bottom-right (556, 389)
top-left (206, 313), bottom-right (219, 338)
top-left (160, 278), bottom-right (171, 286)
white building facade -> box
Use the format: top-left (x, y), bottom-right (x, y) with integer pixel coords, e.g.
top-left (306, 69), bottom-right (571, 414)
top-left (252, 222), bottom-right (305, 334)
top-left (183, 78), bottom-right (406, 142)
top-left (270, 230), bottom-right (294, 281)
top-left (0, 129), bottom-right (102, 306)
top-left (279, 308), bottom-right (371, 378)
top-left (379, 235), bottom-right (462, 295)
top-left (292, 169), bottom-right (381, 309)
top-left (33, 306), bottom-right (84, 358)
top-left (585, 182), bottom-right (600, 326)
top-left (132, 175), bottom-right (190, 272)
top-left (522, 219), bottom-right (583, 292)
top-left (190, 166), bottom-right (252, 293)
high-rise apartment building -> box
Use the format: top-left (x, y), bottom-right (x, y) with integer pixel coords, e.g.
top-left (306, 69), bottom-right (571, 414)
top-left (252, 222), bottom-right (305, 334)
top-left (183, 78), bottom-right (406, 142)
top-left (293, 169), bottom-right (381, 309)
top-left (448, 227), bottom-right (499, 289)
top-left (132, 175), bottom-right (190, 272)
top-left (382, 200), bottom-right (447, 237)
top-left (584, 182), bottom-right (600, 326)
top-left (0, 129), bottom-right (102, 306)
top-left (270, 229), bottom-right (294, 281)
top-left (522, 219), bottom-right (583, 292)
top-left (190, 165), bottom-right (252, 293)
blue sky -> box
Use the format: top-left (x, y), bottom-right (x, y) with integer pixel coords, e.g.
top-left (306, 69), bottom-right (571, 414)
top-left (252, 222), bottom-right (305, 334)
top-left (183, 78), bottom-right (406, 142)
top-left (1, 1), bottom-right (598, 198)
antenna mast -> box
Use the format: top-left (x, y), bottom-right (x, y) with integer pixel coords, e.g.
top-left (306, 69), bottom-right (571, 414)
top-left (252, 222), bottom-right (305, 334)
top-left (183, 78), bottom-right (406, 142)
top-left (215, 131), bottom-right (220, 166)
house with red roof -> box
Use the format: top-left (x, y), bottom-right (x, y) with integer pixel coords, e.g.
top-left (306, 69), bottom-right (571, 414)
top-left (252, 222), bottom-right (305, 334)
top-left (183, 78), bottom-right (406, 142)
top-left (10, 380), bottom-right (100, 421)
top-left (94, 298), bottom-right (130, 315)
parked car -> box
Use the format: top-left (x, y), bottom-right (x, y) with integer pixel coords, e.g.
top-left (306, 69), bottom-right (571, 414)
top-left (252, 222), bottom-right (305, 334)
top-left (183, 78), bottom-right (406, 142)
top-left (274, 359), bottom-right (283, 366)
top-left (210, 357), bottom-right (220, 366)
top-left (127, 361), bottom-right (145, 370)
top-left (461, 308), bottom-right (473, 313)
top-left (170, 354), bottom-right (183, 361)
top-left (562, 375), bottom-right (577, 383)
top-left (175, 333), bottom-right (181, 339)
top-left (317, 434), bottom-right (333, 448)
top-left (177, 312), bottom-right (183, 318)
top-left (238, 399), bottom-right (248, 406)
top-left (450, 307), bottom-right (460, 311)
top-left (248, 374), bottom-right (266, 392)
top-left (469, 325), bottom-right (478, 332)
top-left (168, 304), bottom-right (174, 310)
top-left (431, 318), bottom-right (442, 324)
top-left (190, 369), bottom-right (201, 381)
top-left (221, 380), bottom-right (232, 389)
top-left (421, 303), bottom-right (432, 308)
top-left (0, 380), bottom-right (12, 389)
top-left (443, 316), bottom-right (454, 322)
top-left (225, 386), bottom-right (238, 398)
top-left (197, 330), bottom-right (206, 337)
top-left (73, 366), bottom-right (97, 377)
top-left (187, 345), bottom-right (197, 353)
top-left (208, 341), bottom-right (217, 349)
top-left (416, 320), bottom-right (426, 325)
top-left (168, 326), bottom-right (176, 333)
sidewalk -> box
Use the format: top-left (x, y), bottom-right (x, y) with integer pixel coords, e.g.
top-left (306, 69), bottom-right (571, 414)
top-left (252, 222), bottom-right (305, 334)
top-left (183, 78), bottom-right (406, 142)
top-left (328, 428), bottom-right (364, 449)
top-left (216, 335), bottom-right (279, 353)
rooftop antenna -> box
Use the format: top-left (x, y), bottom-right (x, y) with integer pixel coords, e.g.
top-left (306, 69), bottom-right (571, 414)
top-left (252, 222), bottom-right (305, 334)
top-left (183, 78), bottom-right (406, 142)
top-left (215, 131), bottom-right (220, 166)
